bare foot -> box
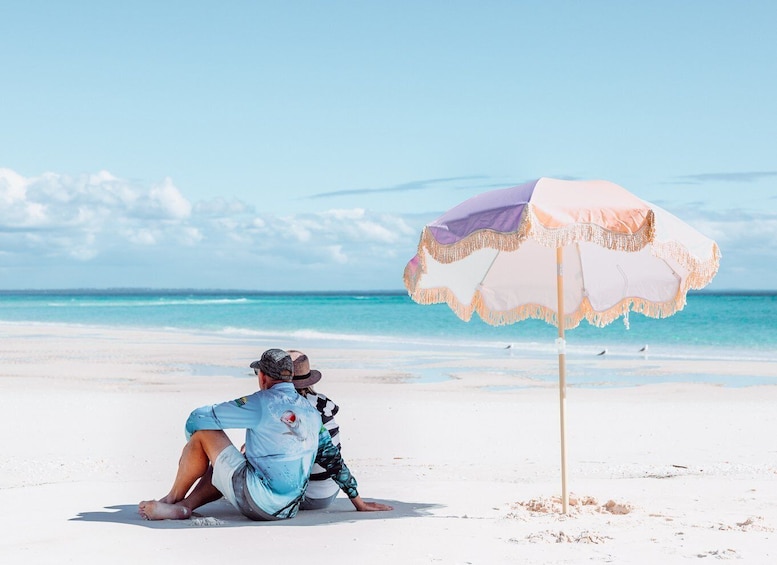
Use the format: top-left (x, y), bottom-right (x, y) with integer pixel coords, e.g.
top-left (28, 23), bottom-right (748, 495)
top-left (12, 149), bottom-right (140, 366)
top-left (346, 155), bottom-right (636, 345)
top-left (138, 499), bottom-right (192, 520)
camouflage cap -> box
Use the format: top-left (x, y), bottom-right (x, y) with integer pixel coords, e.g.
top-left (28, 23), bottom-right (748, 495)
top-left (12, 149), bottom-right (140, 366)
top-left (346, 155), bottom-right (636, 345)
top-left (249, 348), bottom-right (293, 381)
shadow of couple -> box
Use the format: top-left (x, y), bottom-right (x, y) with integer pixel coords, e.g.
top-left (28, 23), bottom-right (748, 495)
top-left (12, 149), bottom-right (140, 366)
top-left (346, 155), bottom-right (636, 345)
top-left (71, 497), bottom-right (440, 529)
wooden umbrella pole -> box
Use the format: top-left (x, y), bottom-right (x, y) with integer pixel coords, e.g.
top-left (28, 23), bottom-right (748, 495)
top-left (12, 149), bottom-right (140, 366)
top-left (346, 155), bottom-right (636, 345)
top-left (556, 246), bottom-right (569, 515)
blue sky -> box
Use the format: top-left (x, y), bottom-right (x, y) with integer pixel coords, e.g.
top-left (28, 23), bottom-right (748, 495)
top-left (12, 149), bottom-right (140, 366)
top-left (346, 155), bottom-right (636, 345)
top-left (1, 1), bottom-right (775, 291)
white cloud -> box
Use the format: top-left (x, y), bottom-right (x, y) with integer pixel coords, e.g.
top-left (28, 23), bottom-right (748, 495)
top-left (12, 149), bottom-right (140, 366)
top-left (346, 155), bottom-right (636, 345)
top-left (194, 197), bottom-right (253, 217)
top-left (122, 229), bottom-right (158, 246)
top-left (0, 168), bottom-right (428, 290)
top-left (24, 202), bottom-right (48, 225)
top-left (69, 245), bottom-right (99, 261)
top-left (148, 177), bottom-right (192, 219)
top-left (287, 222), bottom-right (313, 243)
top-left (685, 209), bottom-right (777, 249)
top-left (17, 167), bottom-right (775, 291)
top-left (89, 170), bottom-right (120, 185)
top-left (177, 226), bottom-right (203, 246)
top-left (0, 168), bottom-right (27, 203)
top-left (322, 208), bottom-right (366, 221)
top-left (352, 219), bottom-right (398, 243)
top-left (0, 171), bottom-right (192, 266)
top-left (327, 245), bottom-right (348, 264)
top-left (676, 209), bottom-right (777, 291)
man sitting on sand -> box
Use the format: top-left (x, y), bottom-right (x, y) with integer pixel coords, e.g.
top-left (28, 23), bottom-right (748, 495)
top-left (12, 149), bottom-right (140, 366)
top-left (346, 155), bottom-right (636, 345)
top-left (139, 348), bottom-right (390, 521)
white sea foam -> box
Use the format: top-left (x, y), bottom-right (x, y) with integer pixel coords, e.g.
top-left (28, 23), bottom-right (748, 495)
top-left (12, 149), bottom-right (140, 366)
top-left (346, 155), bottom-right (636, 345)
top-left (47, 297), bottom-right (251, 308)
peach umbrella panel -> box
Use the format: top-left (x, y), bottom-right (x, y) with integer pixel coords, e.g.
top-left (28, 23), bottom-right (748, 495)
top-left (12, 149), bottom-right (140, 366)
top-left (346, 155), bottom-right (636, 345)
top-left (403, 177), bottom-right (721, 513)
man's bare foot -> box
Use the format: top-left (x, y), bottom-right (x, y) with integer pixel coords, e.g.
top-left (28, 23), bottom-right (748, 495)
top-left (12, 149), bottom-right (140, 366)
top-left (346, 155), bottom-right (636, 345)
top-left (138, 499), bottom-right (192, 520)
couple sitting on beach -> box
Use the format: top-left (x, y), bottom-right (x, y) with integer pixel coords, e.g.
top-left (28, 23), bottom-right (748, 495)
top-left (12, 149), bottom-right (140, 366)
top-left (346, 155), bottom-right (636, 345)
top-left (138, 348), bottom-right (392, 521)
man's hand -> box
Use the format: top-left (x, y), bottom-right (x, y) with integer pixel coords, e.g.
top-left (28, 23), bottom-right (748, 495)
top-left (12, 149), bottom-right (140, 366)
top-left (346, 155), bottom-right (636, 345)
top-left (350, 495), bottom-right (393, 512)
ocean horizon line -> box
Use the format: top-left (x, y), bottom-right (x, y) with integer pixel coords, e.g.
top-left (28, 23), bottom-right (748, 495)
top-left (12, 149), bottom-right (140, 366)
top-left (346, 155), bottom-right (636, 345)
top-left (0, 288), bottom-right (409, 296)
top-left (0, 287), bottom-right (775, 297)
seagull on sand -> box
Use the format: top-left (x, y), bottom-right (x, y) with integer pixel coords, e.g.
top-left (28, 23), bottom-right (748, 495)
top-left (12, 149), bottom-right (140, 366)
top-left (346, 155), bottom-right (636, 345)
top-left (596, 348), bottom-right (608, 356)
top-left (638, 344), bottom-right (649, 353)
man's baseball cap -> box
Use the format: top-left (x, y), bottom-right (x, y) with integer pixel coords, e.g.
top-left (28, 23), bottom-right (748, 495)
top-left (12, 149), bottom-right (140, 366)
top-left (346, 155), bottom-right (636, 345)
top-left (249, 348), bottom-right (293, 381)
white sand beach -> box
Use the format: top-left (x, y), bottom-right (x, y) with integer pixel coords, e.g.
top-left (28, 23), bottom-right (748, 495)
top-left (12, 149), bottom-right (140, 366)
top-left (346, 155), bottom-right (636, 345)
top-left (1, 322), bottom-right (776, 564)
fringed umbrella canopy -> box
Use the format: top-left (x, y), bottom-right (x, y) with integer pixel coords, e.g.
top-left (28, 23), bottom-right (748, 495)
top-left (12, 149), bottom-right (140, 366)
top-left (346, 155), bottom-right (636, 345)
top-left (404, 177), bottom-right (720, 330)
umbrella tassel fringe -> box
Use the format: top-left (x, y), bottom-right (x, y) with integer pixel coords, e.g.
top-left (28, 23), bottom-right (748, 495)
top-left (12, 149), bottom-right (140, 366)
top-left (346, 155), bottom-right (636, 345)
top-left (415, 209), bottom-right (656, 266)
top-left (476, 301), bottom-right (557, 327)
top-left (416, 227), bottom-right (530, 264)
top-left (586, 295), bottom-right (690, 327)
top-left (405, 286), bottom-right (477, 322)
top-left (652, 241), bottom-right (722, 289)
top-left (526, 208), bottom-right (656, 252)
top-left (406, 284), bottom-right (703, 332)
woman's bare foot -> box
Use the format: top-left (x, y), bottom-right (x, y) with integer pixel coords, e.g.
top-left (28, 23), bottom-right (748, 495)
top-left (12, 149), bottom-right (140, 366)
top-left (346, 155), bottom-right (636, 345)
top-left (138, 499), bottom-right (192, 520)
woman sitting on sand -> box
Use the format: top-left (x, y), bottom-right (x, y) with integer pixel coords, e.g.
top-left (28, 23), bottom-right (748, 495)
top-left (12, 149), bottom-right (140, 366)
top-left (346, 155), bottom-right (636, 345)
top-left (288, 350), bottom-right (346, 510)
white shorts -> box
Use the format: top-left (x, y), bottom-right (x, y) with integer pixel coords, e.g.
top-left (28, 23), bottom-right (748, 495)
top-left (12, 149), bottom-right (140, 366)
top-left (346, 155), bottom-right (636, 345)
top-left (211, 445), bottom-right (245, 509)
top-left (211, 445), bottom-right (279, 520)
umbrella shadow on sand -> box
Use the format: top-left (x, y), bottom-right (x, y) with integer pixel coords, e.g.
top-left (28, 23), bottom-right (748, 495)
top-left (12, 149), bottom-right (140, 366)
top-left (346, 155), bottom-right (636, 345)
top-left (71, 498), bottom-right (439, 529)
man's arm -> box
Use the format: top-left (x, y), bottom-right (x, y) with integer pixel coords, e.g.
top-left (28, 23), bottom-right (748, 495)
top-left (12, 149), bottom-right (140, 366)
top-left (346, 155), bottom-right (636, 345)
top-left (184, 395), bottom-right (259, 439)
top-left (316, 427), bottom-right (392, 512)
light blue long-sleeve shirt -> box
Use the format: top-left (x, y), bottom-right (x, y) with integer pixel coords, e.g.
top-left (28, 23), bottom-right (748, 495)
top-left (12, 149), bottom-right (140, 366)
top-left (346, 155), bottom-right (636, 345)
top-left (185, 382), bottom-right (322, 517)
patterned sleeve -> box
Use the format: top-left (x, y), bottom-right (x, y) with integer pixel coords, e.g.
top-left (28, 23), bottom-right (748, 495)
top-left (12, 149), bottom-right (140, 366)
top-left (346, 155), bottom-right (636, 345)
top-left (316, 426), bottom-right (359, 499)
top-left (184, 394), bottom-right (262, 439)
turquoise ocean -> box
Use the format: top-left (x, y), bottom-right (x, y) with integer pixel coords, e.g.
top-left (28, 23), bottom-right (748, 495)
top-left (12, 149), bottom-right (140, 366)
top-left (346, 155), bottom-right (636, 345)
top-left (1, 290), bottom-right (775, 387)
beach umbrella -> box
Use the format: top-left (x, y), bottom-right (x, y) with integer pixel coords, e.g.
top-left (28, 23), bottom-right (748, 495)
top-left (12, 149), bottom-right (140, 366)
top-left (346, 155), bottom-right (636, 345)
top-left (403, 177), bottom-right (720, 513)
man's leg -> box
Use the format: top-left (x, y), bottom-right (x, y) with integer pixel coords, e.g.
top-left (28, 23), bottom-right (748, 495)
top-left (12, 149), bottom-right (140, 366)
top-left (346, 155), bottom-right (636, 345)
top-left (139, 430), bottom-right (233, 520)
top-left (177, 464), bottom-right (229, 512)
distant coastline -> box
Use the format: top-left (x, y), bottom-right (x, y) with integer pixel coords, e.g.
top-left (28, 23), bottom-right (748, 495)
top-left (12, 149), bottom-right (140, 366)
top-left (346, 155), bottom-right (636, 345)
top-left (0, 288), bottom-right (773, 296)
top-left (0, 288), bottom-right (408, 296)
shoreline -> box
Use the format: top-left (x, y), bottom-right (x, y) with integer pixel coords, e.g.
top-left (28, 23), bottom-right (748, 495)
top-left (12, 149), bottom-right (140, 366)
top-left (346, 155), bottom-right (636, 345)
top-left (3, 320), bottom-right (776, 388)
